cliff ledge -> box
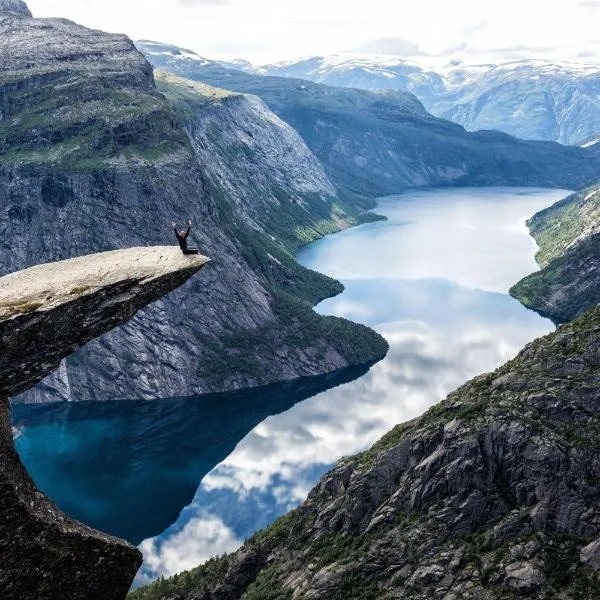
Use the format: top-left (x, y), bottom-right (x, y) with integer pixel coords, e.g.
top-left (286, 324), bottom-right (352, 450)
top-left (0, 246), bottom-right (208, 600)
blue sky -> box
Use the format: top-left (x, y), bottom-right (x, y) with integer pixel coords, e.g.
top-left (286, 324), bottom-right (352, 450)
top-left (27, 0), bottom-right (600, 64)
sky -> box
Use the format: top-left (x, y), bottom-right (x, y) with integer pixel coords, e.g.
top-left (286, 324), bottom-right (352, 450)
top-left (26, 0), bottom-right (600, 65)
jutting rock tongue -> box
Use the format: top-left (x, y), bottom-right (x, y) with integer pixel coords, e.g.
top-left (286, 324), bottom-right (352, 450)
top-left (0, 0), bottom-right (32, 17)
top-left (0, 247), bottom-right (209, 600)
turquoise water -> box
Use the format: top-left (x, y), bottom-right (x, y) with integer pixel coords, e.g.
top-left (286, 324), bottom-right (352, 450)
top-left (14, 186), bottom-right (569, 584)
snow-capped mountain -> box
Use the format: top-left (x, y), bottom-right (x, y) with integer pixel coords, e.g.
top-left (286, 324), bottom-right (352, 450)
top-left (138, 40), bottom-right (251, 72)
top-left (257, 55), bottom-right (600, 146)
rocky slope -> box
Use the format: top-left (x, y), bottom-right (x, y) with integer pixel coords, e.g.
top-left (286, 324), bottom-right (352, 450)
top-left (137, 42), bottom-right (600, 199)
top-left (130, 304), bottom-right (600, 600)
top-left (154, 71), bottom-right (370, 248)
top-left (510, 182), bottom-right (600, 323)
top-left (0, 247), bottom-right (207, 600)
top-left (1, 4), bottom-right (387, 403)
top-left (256, 55), bottom-right (600, 146)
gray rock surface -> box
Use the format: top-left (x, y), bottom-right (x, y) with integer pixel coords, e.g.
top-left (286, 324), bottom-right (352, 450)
top-left (132, 305), bottom-right (600, 599)
top-left (0, 0), bottom-right (31, 16)
top-left (0, 247), bottom-right (208, 600)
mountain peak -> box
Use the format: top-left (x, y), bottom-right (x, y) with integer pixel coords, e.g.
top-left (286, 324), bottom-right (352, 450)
top-left (0, 0), bottom-right (32, 17)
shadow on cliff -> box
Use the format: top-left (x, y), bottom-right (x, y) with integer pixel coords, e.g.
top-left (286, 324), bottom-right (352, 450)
top-left (11, 364), bottom-right (372, 545)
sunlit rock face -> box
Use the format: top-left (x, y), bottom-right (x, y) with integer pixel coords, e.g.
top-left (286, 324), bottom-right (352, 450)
top-left (0, 247), bottom-right (207, 600)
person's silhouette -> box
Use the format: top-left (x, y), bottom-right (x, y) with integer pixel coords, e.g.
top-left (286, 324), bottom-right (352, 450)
top-left (172, 220), bottom-right (199, 254)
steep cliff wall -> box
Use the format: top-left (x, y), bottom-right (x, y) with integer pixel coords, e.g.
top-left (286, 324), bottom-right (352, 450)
top-left (139, 41), bottom-right (600, 199)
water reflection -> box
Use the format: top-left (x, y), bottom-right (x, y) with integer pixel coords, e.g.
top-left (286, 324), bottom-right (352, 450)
top-left (12, 365), bottom-right (371, 545)
top-left (135, 187), bottom-right (568, 583)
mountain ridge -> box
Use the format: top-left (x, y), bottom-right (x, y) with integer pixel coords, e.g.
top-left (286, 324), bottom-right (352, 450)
top-left (251, 54), bottom-right (600, 146)
top-left (137, 40), bottom-right (600, 200)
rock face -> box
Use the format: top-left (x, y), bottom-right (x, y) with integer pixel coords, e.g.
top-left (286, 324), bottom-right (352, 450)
top-left (0, 6), bottom-right (387, 403)
top-left (138, 41), bottom-right (600, 199)
top-left (0, 0), bottom-right (31, 16)
top-left (0, 247), bottom-right (208, 600)
top-left (511, 181), bottom-right (600, 323)
top-left (0, 247), bottom-right (209, 397)
top-left (131, 305), bottom-right (600, 600)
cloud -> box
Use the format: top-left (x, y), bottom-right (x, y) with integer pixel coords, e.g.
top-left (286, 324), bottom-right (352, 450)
top-left (138, 514), bottom-right (242, 582)
top-left (352, 36), bottom-right (427, 56)
top-left (578, 0), bottom-right (600, 13)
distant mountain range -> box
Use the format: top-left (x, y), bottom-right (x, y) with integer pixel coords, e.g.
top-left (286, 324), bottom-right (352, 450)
top-left (137, 41), bottom-right (600, 200)
top-left (142, 45), bottom-right (600, 147)
top-left (254, 55), bottom-right (600, 146)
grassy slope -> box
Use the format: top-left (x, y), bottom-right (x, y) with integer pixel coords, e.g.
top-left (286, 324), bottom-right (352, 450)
top-left (0, 64), bottom-right (190, 171)
top-left (510, 181), bottom-right (600, 323)
top-left (527, 183), bottom-right (600, 267)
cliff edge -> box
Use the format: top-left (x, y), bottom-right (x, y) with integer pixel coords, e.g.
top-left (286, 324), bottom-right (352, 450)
top-left (0, 247), bottom-right (208, 600)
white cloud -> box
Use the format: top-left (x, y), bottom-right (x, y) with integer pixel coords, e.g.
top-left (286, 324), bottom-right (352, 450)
top-left (138, 513), bottom-right (242, 582)
top-left (25, 0), bottom-right (600, 63)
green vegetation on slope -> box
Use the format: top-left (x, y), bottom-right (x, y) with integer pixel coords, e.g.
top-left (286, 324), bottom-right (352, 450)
top-left (0, 70), bottom-right (191, 171)
top-left (526, 183), bottom-right (600, 267)
top-left (510, 232), bottom-right (600, 323)
top-left (511, 181), bottom-right (600, 322)
top-left (197, 177), bottom-right (388, 388)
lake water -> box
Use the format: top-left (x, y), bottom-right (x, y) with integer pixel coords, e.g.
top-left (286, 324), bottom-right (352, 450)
top-left (13, 187), bottom-right (569, 585)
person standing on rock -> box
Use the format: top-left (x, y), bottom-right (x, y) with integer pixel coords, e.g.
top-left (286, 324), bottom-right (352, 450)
top-left (172, 219), bottom-right (199, 254)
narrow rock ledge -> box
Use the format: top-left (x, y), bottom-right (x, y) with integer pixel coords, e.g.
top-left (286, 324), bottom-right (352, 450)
top-left (0, 246), bottom-right (209, 600)
top-left (0, 246), bottom-right (209, 398)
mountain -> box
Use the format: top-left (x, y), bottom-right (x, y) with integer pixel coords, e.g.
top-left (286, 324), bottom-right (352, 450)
top-left (0, 5), bottom-right (387, 403)
top-left (257, 55), bottom-right (600, 146)
top-left (137, 41), bottom-right (600, 199)
top-left (130, 302), bottom-right (600, 600)
top-left (510, 182), bottom-right (600, 323)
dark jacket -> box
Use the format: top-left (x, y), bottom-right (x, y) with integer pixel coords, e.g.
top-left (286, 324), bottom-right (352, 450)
top-left (174, 226), bottom-right (191, 250)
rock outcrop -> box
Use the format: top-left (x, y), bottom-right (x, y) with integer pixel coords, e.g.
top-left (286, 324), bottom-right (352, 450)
top-left (1, 247), bottom-right (209, 397)
top-left (0, 0), bottom-right (31, 17)
top-left (0, 4), bottom-right (387, 403)
top-left (131, 305), bottom-right (600, 599)
top-left (511, 182), bottom-right (600, 323)
top-left (0, 247), bottom-right (207, 600)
